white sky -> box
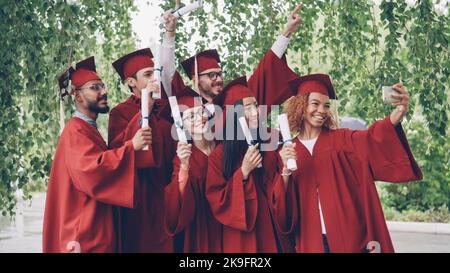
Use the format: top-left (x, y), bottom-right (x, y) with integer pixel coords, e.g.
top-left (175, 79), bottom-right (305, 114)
top-left (131, 0), bottom-right (163, 48)
top-left (131, 0), bottom-right (226, 56)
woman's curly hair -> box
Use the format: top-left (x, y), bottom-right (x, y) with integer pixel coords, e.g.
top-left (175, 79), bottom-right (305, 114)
top-left (284, 93), bottom-right (337, 135)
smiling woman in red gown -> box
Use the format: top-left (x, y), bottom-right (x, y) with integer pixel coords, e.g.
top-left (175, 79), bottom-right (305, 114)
top-left (280, 74), bottom-right (423, 253)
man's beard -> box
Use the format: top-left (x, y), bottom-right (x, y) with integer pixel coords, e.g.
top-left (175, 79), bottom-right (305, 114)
top-left (201, 82), bottom-right (223, 99)
top-left (87, 95), bottom-right (109, 113)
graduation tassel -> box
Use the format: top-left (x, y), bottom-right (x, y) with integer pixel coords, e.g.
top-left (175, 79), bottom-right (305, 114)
top-left (59, 79), bottom-right (70, 135)
top-left (193, 54), bottom-right (200, 94)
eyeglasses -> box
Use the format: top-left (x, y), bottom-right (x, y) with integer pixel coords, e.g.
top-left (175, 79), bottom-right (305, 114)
top-left (182, 106), bottom-right (209, 123)
top-left (76, 83), bottom-right (106, 92)
top-left (198, 71), bottom-right (224, 81)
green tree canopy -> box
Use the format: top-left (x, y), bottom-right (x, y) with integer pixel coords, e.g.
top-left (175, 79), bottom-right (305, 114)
top-left (0, 0), bottom-right (137, 216)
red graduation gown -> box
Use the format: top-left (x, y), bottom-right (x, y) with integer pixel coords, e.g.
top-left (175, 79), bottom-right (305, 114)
top-left (107, 72), bottom-right (185, 252)
top-left (42, 117), bottom-right (136, 253)
top-left (247, 49), bottom-right (298, 107)
top-left (270, 151), bottom-right (299, 248)
top-left (108, 94), bottom-right (144, 149)
top-left (205, 143), bottom-right (295, 253)
top-left (287, 116), bottom-right (423, 253)
top-left (115, 110), bottom-right (176, 252)
top-left (164, 145), bottom-right (223, 253)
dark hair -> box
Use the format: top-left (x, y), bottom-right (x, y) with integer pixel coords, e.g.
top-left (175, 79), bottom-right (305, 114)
top-left (285, 93), bottom-right (337, 134)
top-left (221, 100), bottom-right (261, 180)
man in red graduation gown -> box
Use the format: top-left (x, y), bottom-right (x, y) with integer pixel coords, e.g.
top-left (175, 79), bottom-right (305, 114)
top-left (108, 11), bottom-right (185, 252)
top-left (108, 11), bottom-right (184, 149)
top-left (180, 4), bottom-right (304, 142)
top-left (282, 74), bottom-right (423, 253)
top-left (43, 57), bottom-right (152, 253)
top-left (180, 49), bottom-right (224, 103)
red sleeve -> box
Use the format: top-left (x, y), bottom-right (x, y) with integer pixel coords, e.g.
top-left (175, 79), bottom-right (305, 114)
top-left (171, 70), bottom-right (187, 97)
top-left (108, 107), bottom-right (129, 149)
top-left (161, 118), bottom-right (177, 169)
top-left (205, 147), bottom-right (258, 232)
top-left (268, 151), bottom-right (298, 235)
top-left (164, 156), bottom-right (196, 236)
top-left (247, 50), bottom-right (298, 108)
top-left (344, 116), bottom-right (423, 183)
top-left (65, 129), bottom-right (136, 208)
top-left (123, 112), bottom-right (158, 169)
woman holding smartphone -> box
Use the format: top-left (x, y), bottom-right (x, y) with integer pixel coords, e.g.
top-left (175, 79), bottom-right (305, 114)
top-left (278, 74), bottom-right (423, 253)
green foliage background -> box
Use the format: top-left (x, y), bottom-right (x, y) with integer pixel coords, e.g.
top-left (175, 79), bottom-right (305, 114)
top-left (0, 0), bottom-right (449, 220)
top-left (0, 0), bottom-right (137, 216)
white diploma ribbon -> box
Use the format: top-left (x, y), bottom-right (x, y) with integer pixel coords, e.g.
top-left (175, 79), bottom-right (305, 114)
top-left (278, 113), bottom-right (297, 171)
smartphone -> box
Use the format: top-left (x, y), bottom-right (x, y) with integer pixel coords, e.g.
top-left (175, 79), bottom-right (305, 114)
top-left (382, 86), bottom-right (401, 103)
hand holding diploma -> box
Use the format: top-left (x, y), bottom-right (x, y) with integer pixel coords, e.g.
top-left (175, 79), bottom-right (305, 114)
top-left (278, 114), bottom-right (297, 171)
top-left (163, 0), bottom-right (179, 37)
top-left (282, 3), bottom-right (303, 37)
top-left (177, 142), bottom-right (192, 169)
top-left (160, 0), bottom-right (203, 23)
top-left (241, 144), bottom-right (262, 181)
top-left (238, 117), bottom-right (262, 181)
top-left (171, 0), bottom-right (203, 18)
top-left (389, 83), bottom-right (410, 126)
top-left (141, 79), bottom-right (158, 150)
top-left (177, 141), bottom-right (192, 193)
top-left (152, 59), bottom-right (163, 99)
top-left (132, 127), bottom-right (153, 151)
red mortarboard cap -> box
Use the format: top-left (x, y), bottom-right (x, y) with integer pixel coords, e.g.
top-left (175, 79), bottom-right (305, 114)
top-left (213, 76), bottom-right (254, 107)
top-left (181, 49), bottom-right (221, 79)
top-left (159, 87), bottom-right (207, 121)
top-left (178, 93), bottom-right (204, 110)
top-left (69, 56), bottom-right (101, 88)
top-left (288, 73), bottom-right (337, 99)
top-left (112, 48), bottom-right (154, 81)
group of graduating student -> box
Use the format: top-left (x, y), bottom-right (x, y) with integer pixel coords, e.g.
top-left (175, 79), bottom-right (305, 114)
top-left (42, 3), bottom-right (423, 254)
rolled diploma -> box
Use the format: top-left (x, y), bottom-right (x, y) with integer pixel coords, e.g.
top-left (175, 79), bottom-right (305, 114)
top-left (152, 57), bottom-right (162, 100)
top-left (168, 96), bottom-right (188, 143)
top-left (278, 114), bottom-right (297, 171)
top-left (173, 0), bottom-right (203, 18)
top-left (141, 88), bottom-right (149, 150)
top-left (238, 116), bottom-right (262, 168)
top-left (160, 1), bottom-right (203, 23)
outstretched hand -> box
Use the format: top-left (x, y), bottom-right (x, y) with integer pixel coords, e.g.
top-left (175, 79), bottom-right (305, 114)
top-left (389, 83), bottom-right (410, 126)
top-left (283, 3), bottom-right (303, 37)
